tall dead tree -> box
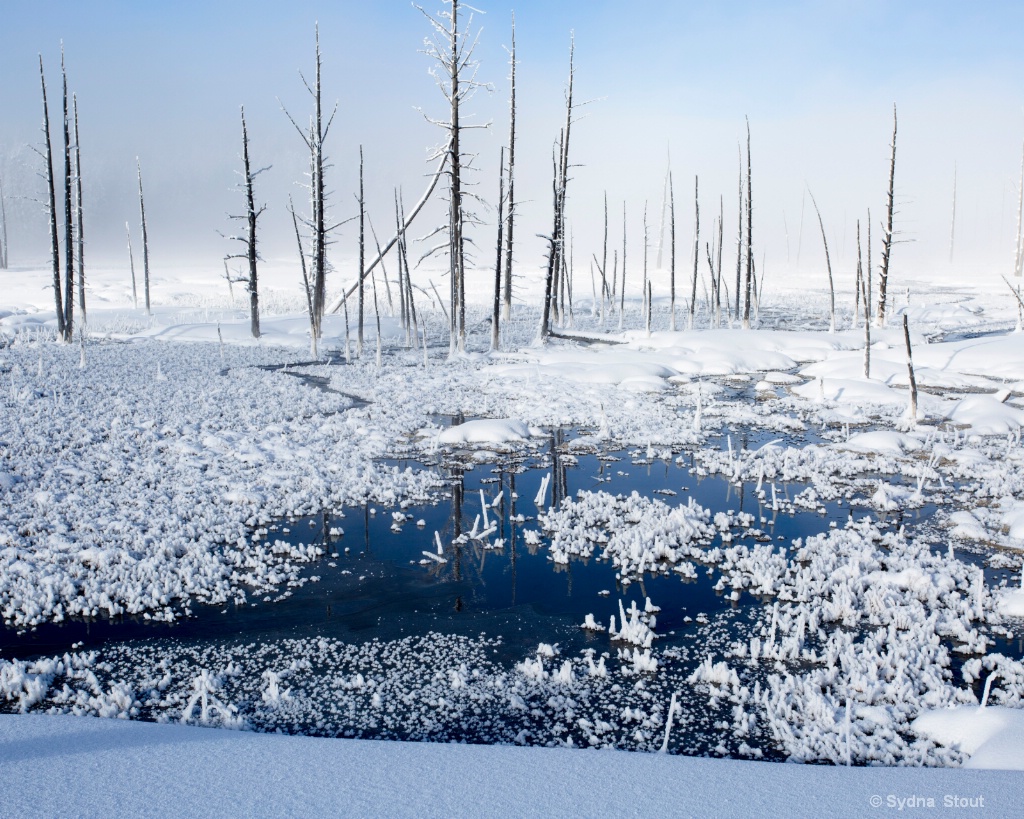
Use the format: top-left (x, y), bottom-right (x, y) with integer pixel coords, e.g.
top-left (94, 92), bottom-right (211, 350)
top-left (877, 104), bottom-right (897, 326)
top-left (73, 94), bottom-right (85, 323)
top-left (734, 145), bottom-right (743, 321)
top-left (281, 25), bottom-right (336, 354)
top-left (743, 117), bottom-right (753, 330)
top-left (620, 202), bottom-right (627, 322)
top-left (541, 35), bottom-right (576, 340)
top-left (492, 146), bottom-right (505, 350)
top-left (419, 0), bottom-right (486, 353)
top-left (502, 13), bottom-right (517, 322)
top-left (226, 107), bottom-right (267, 339)
top-left (669, 171), bottom-right (676, 330)
top-left (39, 56), bottom-right (64, 339)
top-left (358, 146), bottom-right (365, 356)
top-left (61, 48), bottom-right (74, 341)
top-left (137, 159), bottom-right (151, 314)
top-left (689, 175), bottom-right (699, 330)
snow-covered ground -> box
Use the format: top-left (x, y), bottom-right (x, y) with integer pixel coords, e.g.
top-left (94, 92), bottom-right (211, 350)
top-left (0, 712), bottom-right (1013, 818)
top-left (3, 259), bottom-right (1024, 808)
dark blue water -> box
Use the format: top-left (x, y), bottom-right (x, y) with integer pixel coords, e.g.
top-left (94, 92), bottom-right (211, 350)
top-left (2, 430), bottom-right (869, 664)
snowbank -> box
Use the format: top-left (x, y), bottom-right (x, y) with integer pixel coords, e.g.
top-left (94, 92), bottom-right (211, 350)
top-left (0, 714), bottom-right (1019, 818)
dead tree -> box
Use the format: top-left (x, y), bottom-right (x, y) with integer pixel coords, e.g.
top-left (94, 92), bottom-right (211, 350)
top-left (73, 94), bottom-right (85, 323)
top-left (541, 35), bottom-right (576, 341)
top-left (61, 49), bottom-right (74, 341)
top-left (689, 175), bottom-right (699, 330)
top-left (714, 195), bottom-right (724, 326)
top-left (642, 202), bottom-right (649, 322)
top-left (126, 222), bottom-right (137, 309)
top-left (492, 146), bottom-right (505, 350)
top-left (734, 145), bottom-right (743, 321)
top-left (137, 159), bottom-right (151, 314)
top-left (877, 104), bottom-right (897, 326)
top-left (619, 202), bottom-right (627, 324)
top-left (669, 171), bottom-right (676, 330)
top-left (281, 24), bottom-right (337, 353)
top-left (419, 0), bottom-right (487, 354)
top-left (502, 13), bottom-right (517, 322)
top-left (225, 107), bottom-right (267, 339)
top-left (39, 56), bottom-right (64, 339)
top-left (358, 146), bottom-right (365, 356)
top-left (902, 314), bottom-right (918, 423)
top-left (808, 189), bottom-right (836, 332)
top-left (743, 117), bottom-right (753, 330)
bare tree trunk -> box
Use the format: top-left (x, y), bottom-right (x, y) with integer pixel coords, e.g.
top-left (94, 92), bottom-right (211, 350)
top-left (689, 175), bottom-right (699, 330)
top-left (502, 13), bottom-right (516, 322)
top-left (602, 192), bottom-right (609, 308)
top-left (73, 94), bottom-right (85, 324)
top-left (358, 145), bottom-right (365, 356)
top-left (40, 56), bottom-right (65, 339)
top-left (903, 314), bottom-right (918, 423)
top-left (734, 145), bottom-right (743, 322)
top-left (126, 222), bottom-right (138, 309)
top-left (137, 160), bottom-right (150, 315)
top-left (877, 104), bottom-right (897, 325)
top-left (808, 190), bottom-right (836, 332)
top-left (449, 0), bottom-right (465, 352)
top-left (743, 117), bottom-right (753, 330)
top-left (619, 202), bottom-right (627, 325)
top-left (715, 195), bottom-right (724, 327)
top-left (61, 49), bottom-right (74, 342)
top-left (541, 36), bottom-right (575, 341)
top-left (669, 171), bottom-right (676, 330)
top-left (492, 146), bottom-right (505, 351)
top-left (289, 196), bottom-right (313, 325)
top-left (857, 219), bottom-right (871, 378)
top-left (240, 108), bottom-right (261, 338)
top-left (642, 201), bottom-right (649, 325)
top-left (397, 191), bottom-right (419, 342)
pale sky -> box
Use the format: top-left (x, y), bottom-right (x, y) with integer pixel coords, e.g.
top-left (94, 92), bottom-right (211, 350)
top-left (2, 0), bottom-right (1023, 285)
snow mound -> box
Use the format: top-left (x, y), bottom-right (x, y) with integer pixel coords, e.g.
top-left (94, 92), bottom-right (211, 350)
top-left (840, 431), bottom-right (921, 456)
top-left (913, 706), bottom-right (1024, 769)
top-left (437, 419), bottom-right (535, 445)
top-left (945, 395), bottom-right (1024, 435)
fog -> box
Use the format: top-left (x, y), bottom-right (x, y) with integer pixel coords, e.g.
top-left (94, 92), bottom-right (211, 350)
top-left (2, 0), bottom-right (1023, 293)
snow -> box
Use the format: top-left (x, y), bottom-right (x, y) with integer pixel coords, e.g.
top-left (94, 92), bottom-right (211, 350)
top-left (913, 706), bottom-right (1024, 770)
top-left (4, 259), bottom-right (1024, 790)
top-left (1, 713), bottom-right (1020, 818)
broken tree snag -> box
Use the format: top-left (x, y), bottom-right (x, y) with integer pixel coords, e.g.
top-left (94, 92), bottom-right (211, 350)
top-left (137, 159), bottom-right (151, 315)
top-left (903, 313), bottom-right (918, 423)
top-left (878, 104), bottom-right (897, 326)
top-left (808, 189), bottom-right (835, 332)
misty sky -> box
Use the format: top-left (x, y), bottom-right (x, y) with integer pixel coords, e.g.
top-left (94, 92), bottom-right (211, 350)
top-left (2, 0), bottom-right (1024, 289)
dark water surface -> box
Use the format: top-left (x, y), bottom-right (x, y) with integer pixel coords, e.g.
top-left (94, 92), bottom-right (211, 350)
top-left (3, 429), bottom-right (894, 664)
